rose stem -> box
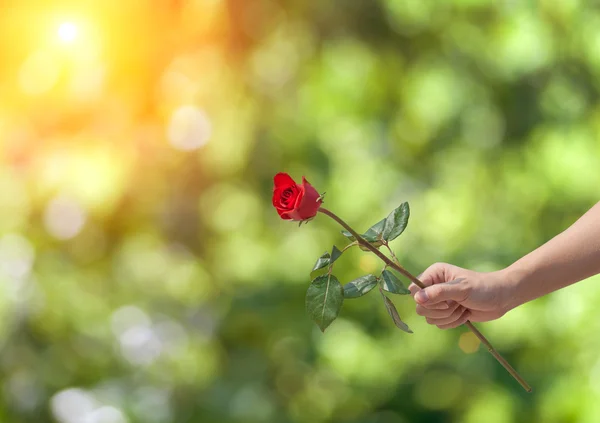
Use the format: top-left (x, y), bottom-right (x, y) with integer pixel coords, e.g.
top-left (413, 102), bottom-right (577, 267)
top-left (318, 207), bottom-right (532, 393)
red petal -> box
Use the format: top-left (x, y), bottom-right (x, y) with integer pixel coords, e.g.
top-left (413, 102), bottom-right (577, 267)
top-left (273, 173), bottom-right (296, 189)
top-left (293, 183), bottom-right (304, 209)
top-left (281, 209), bottom-right (302, 220)
top-left (295, 177), bottom-right (322, 220)
top-left (273, 185), bottom-right (299, 210)
top-left (277, 209), bottom-right (293, 220)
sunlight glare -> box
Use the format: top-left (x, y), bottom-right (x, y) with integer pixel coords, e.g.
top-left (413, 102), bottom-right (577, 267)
top-left (57, 22), bottom-right (78, 43)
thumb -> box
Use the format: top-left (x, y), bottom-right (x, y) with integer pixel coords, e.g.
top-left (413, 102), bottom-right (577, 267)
top-left (414, 278), bottom-right (469, 305)
top-left (418, 262), bottom-right (455, 287)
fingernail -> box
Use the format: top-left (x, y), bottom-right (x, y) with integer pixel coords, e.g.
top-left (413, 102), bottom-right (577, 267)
top-left (415, 290), bottom-right (429, 304)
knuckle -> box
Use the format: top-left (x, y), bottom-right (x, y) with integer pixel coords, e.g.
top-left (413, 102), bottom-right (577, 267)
top-left (453, 279), bottom-right (472, 302)
top-left (453, 306), bottom-right (465, 317)
top-left (446, 307), bottom-right (462, 321)
top-left (437, 307), bottom-right (464, 326)
top-left (449, 301), bottom-right (460, 312)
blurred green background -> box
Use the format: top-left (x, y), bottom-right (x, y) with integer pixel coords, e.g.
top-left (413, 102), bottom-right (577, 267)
top-left (1, 0), bottom-right (600, 422)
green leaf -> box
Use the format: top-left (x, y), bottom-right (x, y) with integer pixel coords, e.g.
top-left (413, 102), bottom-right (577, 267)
top-left (305, 275), bottom-right (344, 332)
top-left (343, 275), bottom-right (378, 298)
top-left (330, 245), bottom-right (343, 266)
top-left (341, 219), bottom-right (386, 248)
top-left (382, 202), bottom-right (410, 241)
top-left (340, 229), bottom-right (355, 240)
top-left (362, 218), bottom-right (386, 242)
top-left (312, 252), bottom-right (330, 272)
top-left (381, 270), bottom-right (410, 295)
top-left (311, 246), bottom-right (346, 279)
top-left (380, 289), bottom-right (412, 333)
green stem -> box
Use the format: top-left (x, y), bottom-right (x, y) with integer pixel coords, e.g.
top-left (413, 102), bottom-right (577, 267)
top-left (318, 207), bottom-right (532, 393)
top-left (318, 208), bottom-right (424, 288)
top-left (383, 242), bottom-right (401, 267)
top-left (341, 241), bottom-right (358, 253)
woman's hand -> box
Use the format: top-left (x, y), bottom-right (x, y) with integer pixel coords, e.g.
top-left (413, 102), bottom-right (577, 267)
top-left (409, 263), bottom-right (512, 329)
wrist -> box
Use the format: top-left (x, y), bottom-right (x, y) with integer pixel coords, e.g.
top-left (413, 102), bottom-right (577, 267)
top-left (496, 264), bottom-right (530, 312)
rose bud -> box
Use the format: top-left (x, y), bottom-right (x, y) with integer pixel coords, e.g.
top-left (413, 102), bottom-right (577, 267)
top-left (272, 173), bottom-right (322, 221)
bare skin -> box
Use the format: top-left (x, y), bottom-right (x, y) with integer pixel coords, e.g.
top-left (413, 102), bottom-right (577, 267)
top-left (410, 201), bottom-right (600, 329)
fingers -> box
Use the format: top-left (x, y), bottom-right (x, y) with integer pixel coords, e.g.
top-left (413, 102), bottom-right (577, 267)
top-left (415, 301), bottom-right (459, 319)
top-left (409, 283), bottom-right (449, 310)
top-left (425, 304), bottom-right (467, 326)
top-left (434, 309), bottom-right (471, 330)
top-left (414, 278), bottom-right (470, 306)
top-left (412, 263), bottom-right (472, 330)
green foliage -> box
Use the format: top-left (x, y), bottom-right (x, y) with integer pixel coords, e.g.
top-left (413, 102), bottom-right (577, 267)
top-left (380, 289), bottom-right (413, 333)
top-left (330, 245), bottom-right (343, 265)
top-left (305, 275), bottom-right (344, 332)
top-left (381, 269), bottom-right (411, 295)
top-left (343, 275), bottom-right (379, 298)
top-left (382, 202), bottom-right (410, 241)
top-left (341, 203), bottom-right (409, 254)
top-left (312, 251), bottom-right (331, 272)
top-left (341, 218), bottom-right (386, 243)
top-left (311, 245), bottom-right (345, 279)
top-left (341, 219), bottom-right (386, 251)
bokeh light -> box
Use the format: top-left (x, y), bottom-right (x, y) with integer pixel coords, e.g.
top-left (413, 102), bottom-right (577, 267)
top-left (43, 195), bottom-right (87, 240)
top-left (459, 331), bottom-right (481, 354)
top-left (167, 105), bottom-right (212, 151)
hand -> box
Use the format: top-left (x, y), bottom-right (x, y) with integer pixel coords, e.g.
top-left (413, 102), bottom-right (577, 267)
top-left (408, 262), bottom-right (510, 329)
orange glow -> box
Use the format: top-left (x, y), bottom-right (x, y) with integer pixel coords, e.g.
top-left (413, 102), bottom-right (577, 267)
top-left (1, 1), bottom-right (225, 176)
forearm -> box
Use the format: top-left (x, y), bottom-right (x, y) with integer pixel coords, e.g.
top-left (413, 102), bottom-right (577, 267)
top-left (501, 202), bottom-right (600, 310)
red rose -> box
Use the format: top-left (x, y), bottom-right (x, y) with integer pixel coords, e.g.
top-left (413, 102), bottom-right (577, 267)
top-left (272, 173), bottom-right (322, 221)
